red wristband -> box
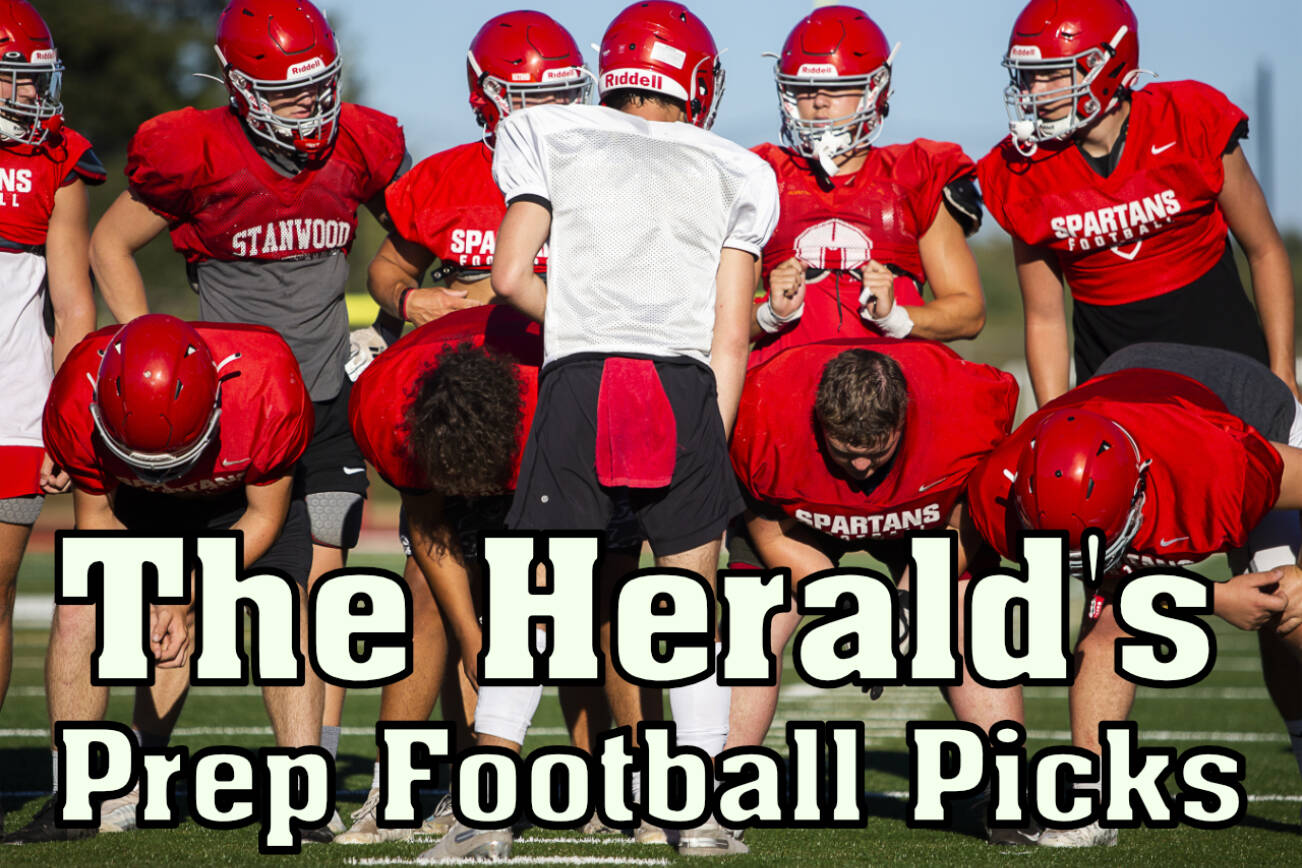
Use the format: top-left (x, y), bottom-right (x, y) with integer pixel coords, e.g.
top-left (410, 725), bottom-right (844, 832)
top-left (398, 287), bottom-right (416, 321)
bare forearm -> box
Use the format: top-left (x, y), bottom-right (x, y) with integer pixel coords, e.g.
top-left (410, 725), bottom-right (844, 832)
top-left (1025, 316), bottom-right (1071, 406)
top-left (907, 293), bottom-right (986, 342)
top-left (710, 344), bottom-right (747, 436)
top-left (497, 272), bottom-right (548, 322)
top-left (89, 246), bottom-right (151, 322)
top-left (51, 299), bottom-right (96, 370)
top-left (1248, 246), bottom-right (1298, 393)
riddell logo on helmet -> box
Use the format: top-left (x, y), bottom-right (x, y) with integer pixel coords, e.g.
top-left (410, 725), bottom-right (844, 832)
top-left (542, 67), bottom-right (581, 82)
top-left (602, 70), bottom-right (663, 91)
top-left (1008, 45), bottom-right (1042, 60)
top-left (30, 49), bottom-right (57, 63)
top-left (287, 57), bottom-right (325, 78)
top-left (796, 63), bottom-right (838, 76)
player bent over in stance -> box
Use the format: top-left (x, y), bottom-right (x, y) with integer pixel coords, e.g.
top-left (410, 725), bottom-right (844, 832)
top-left (8, 315), bottom-right (327, 844)
top-left (486, 1), bottom-right (778, 858)
top-left (0, 1), bottom-right (102, 827)
top-left (338, 15), bottom-right (599, 843)
top-left (747, 5), bottom-right (985, 363)
top-left (727, 340), bottom-right (1037, 845)
top-left (349, 306), bottom-right (655, 856)
top-left (979, 0), bottom-right (1296, 404)
top-left (966, 342), bottom-right (1302, 847)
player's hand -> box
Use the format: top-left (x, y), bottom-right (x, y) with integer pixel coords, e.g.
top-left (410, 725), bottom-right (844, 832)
top-left (344, 325), bottom-right (389, 381)
top-left (405, 287), bottom-right (484, 328)
top-left (1273, 564), bottom-right (1302, 636)
top-left (460, 631), bottom-right (483, 692)
top-left (1214, 570), bottom-right (1287, 631)
top-left (39, 453), bottom-right (71, 494)
top-left (150, 604), bottom-right (191, 668)
top-left (858, 260), bottom-right (895, 320)
top-left (766, 258), bottom-right (806, 319)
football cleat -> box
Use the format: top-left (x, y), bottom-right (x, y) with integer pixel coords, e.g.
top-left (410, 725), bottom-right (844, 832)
top-left (4, 799), bottom-right (96, 844)
top-left (333, 787), bottom-right (414, 844)
top-left (98, 788), bottom-right (139, 833)
top-left (419, 792), bottom-right (456, 836)
top-left (416, 820), bottom-right (512, 862)
top-left (986, 815), bottom-right (1044, 846)
top-left (677, 818), bottom-right (749, 857)
top-left (1038, 820), bottom-right (1118, 848)
top-left (634, 819), bottom-right (668, 844)
top-left (581, 816), bottom-right (619, 835)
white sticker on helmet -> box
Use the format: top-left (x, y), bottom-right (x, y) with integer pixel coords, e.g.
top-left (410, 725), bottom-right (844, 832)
top-left (649, 41), bottom-right (687, 70)
top-left (286, 56), bottom-right (326, 79)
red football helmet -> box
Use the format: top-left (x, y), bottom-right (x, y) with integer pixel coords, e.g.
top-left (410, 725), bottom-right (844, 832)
top-left (597, 1), bottom-right (724, 129)
top-left (91, 315), bottom-right (223, 484)
top-left (1002, 0), bottom-right (1141, 152)
top-left (774, 6), bottom-right (895, 167)
top-left (0, 0), bottom-right (63, 147)
top-left (467, 11), bottom-right (590, 143)
top-left (215, 0), bottom-right (342, 157)
top-left (1013, 409), bottom-right (1151, 575)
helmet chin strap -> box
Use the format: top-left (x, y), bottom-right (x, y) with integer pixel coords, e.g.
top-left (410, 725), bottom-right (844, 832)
top-left (815, 128), bottom-right (850, 176)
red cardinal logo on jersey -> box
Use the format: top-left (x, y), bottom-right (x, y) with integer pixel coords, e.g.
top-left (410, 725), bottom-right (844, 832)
top-left (794, 218), bottom-right (872, 271)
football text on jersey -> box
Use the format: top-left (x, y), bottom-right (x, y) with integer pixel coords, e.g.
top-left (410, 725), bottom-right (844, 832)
top-left (1049, 189), bottom-right (1181, 253)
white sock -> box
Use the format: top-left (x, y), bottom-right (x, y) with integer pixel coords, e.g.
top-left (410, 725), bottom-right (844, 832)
top-left (371, 760), bottom-right (382, 792)
top-left (669, 642), bottom-right (731, 757)
top-left (51, 749), bottom-right (59, 794)
top-left (1286, 719), bottom-right (1302, 779)
top-left (321, 724), bottom-right (341, 760)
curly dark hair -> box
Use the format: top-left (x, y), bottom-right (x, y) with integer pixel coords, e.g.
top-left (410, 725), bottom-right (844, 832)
top-left (602, 88), bottom-right (687, 116)
top-left (814, 349), bottom-right (909, 450)
top-left (405, 344), bottom-right (525, 497)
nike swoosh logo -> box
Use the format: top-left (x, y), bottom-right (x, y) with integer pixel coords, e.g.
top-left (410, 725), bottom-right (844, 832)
top-left (918, 475), bottom-right (951, 493)
top-left (221, 458), bottom-right (250, 467)
top-left (343, 466), bottom-right (367, 475)
top-left (1151, 142), bottom-right (1176, 155)
top-left (1160, 536), bottom-right (1189, 547)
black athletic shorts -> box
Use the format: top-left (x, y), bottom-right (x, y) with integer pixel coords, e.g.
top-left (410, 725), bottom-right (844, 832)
top-left (1095, 342), bottom-right (1297, 441)
top-left (112, 486), bottom-right (312, 586)
top-left (1072, 243), bottom-right (1269, 382)
top-left (295, 377), bottom-right (369, 500)
top-left (507, 355), bottom-right (743, 557)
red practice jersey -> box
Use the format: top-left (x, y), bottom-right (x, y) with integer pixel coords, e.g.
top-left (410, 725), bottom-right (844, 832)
top-left (385, 141), bottom-right (546, 274)
top-left (978, 81), bottom-right (1245, 306)
top-left (0, 127), bottom-right (105, 248)
top-left (126, 104), bottom-right (405, 262)
top-left (732, 339), bottom-right (1018, 541)
top-left (349, 305), bottom-right (542, 493)
top-left (967, 370), bottom-right (1282, 572)
top-left (44, 323), bottom-right (313, 496)
top-left (749, 140), bottom-right (976, 367)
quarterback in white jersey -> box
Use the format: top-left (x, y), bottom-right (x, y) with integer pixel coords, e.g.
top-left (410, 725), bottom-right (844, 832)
top-left (416, 3), bottom-right (777, 862)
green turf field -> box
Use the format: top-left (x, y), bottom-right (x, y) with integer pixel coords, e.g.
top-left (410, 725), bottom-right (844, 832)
top-left (2, 551), bottom-right (1300, 864)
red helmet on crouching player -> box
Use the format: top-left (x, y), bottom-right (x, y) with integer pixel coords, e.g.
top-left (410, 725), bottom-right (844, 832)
top-left (0, 0), bottom-right (64, 146)
top-left (597, 0), bottom-right (724, 129)
top-left (773, 4), bottom-right (896, 171)
top-left (90, 315), bottom-right (223, 485)
top-left (1013, 408), bottom-right (1149, 575)
top-left (1002, 0), bottom-right (1141, 152)
top-left (215, 0), bottom-right (342, 157)
top-left (467, 10), bottom-right (590, 143)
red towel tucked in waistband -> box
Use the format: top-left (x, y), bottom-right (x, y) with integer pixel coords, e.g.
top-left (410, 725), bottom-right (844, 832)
top-left (595, 357), bottom-right (676, 488)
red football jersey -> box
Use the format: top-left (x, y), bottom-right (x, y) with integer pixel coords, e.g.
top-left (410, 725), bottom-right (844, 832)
top-left (978, 81), bottom-right (1244, 306)
top-left (967, 370), bottom-right (1282, 572)
top-left (0, 127), bottom-right (105, 248)
top-left (385, 141), bottom-right (546, 273)
top-left (731, 339), bottom-right (1018, 541)
top-left (44, 323), bottom-right (313, 496)
top-left (349, 305), bottom-right (541, 493)
top-left (749, 140), bottom-right (975, 367)
top-left (126, 104), bottom-right (405, 262)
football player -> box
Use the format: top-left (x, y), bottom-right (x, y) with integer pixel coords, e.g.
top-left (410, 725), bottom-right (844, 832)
top-left (332, 12), bottom-right (601, 845)
top-left (979, 0), bottom-right (1296, 405)
top-left (8, 314), bottom-right (323, 844)
top-left (347, 305), bottom-right (655, 846)
top-left (726, 338), bottom-right (1037, 845)
top-left (748, 5), bottom-right (986, 365)
top-left (85, 0), bottom-right (411, 811)
top-left (0, 0), bottom-right (101, 736)
top-left (967, 342), bottom-right (1302, 847)
top-left (484, 1), bottom-right (778, 858)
